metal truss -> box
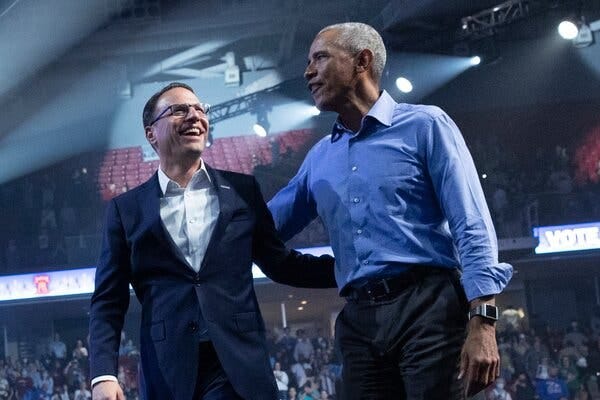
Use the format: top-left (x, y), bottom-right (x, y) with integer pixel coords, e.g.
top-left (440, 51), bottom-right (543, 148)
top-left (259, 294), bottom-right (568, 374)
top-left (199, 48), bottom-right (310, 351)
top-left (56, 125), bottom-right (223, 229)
top-left (209, 81), bottom-right (289, 124)
top-left (460, 0), bottom-right (530, 39)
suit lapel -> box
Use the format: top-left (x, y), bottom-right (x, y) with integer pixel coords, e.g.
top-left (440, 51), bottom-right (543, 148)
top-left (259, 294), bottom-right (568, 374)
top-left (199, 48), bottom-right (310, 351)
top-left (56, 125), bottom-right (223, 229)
top-left (139, 173), bottom-right (192, 272)
top-left (201, 166), bottom-right (238, 270)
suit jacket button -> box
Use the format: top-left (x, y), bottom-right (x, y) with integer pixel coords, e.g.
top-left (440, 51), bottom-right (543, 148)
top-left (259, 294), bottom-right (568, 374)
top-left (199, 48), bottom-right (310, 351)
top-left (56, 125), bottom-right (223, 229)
top-left (188, 322), bottom-right (199, 332)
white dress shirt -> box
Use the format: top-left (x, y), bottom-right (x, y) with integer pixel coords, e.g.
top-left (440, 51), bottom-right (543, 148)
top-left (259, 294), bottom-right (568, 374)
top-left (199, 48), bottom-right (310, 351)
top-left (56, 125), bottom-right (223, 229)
top-left (92, 160), bottom-right (219, 387)
top-left (157, 162), bottom-right (220, 272)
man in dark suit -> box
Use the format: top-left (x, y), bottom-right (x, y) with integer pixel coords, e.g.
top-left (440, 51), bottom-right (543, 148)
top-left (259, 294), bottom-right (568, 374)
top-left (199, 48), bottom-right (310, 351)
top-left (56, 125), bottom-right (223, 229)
top-left (89, 82), bottom-right (336, 400)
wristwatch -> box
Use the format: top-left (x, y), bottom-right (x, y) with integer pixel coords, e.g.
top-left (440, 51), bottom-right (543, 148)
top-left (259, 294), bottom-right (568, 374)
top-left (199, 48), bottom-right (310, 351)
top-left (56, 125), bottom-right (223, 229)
top-left (468, 304), bottom-right (499, 322)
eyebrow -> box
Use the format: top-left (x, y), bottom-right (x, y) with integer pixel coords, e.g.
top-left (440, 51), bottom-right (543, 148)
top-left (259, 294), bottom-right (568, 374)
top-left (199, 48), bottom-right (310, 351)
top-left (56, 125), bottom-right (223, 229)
top-left (307, 50), bottom-right (328, 63)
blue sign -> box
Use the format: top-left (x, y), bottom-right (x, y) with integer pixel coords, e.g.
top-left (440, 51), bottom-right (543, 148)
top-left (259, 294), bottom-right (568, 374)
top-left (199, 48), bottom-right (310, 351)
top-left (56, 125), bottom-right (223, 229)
top-left (534, 222), bottom-right (600, 254)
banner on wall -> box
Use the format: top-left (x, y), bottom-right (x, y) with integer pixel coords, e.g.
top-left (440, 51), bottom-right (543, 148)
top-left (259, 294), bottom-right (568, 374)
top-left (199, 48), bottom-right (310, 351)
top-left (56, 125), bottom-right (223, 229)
top-left (0, 246), bottom-right (334, 303)
top-left (534, 222), bottom-right (600, 254)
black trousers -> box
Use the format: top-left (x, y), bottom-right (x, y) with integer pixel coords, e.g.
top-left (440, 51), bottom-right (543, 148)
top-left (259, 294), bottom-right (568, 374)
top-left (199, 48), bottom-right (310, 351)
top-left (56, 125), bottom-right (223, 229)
top-left (336, 269), bottom-right (469, 400)
top-left (193, 342), bottom-right (244, 400)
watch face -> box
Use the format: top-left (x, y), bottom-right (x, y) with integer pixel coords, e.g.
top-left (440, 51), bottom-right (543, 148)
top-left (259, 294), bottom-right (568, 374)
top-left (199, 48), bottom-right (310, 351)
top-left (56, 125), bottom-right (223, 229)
top-left (484, 304), bottom-right (499, 320)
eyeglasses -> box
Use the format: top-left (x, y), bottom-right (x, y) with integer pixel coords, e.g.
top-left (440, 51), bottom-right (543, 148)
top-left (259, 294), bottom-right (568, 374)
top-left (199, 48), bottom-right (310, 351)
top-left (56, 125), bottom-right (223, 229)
top-left (149, 102), bottom-right (211, 126)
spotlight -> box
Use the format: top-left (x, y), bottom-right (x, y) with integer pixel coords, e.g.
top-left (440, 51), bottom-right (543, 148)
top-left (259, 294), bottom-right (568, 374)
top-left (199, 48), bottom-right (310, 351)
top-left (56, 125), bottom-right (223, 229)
top-left (253, 124), bottom-right (267, 137)
top-left (253, 106), bottom-right (270, 137)
top-left (558, 20), bottom-right (579, 40)
top-left (395, 77), bottom-right (413, 93)
top-left (309, 106), bottom-right (321, 116)
top-left (470, 56), bottom-right (481, 66)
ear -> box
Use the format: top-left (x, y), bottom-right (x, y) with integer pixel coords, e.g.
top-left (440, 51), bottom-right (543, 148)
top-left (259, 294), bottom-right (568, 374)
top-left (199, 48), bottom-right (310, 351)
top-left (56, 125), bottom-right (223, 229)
top-left (355, 48), bottom-right (374, 74)
top-left (145, 126), bottom-right (157, 146)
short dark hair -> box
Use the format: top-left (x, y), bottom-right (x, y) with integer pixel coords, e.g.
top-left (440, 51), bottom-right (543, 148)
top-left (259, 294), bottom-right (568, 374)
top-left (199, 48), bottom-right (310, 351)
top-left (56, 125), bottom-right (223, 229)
top-left (142, 82), bottom-right (195, 127)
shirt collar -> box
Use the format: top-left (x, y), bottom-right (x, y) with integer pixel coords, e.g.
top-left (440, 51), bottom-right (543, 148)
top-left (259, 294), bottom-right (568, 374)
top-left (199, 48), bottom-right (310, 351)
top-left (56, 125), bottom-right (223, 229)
top-left (157, 159), bottom-right (211, 196)
top-left (330, 90), bottom-right (395, 142)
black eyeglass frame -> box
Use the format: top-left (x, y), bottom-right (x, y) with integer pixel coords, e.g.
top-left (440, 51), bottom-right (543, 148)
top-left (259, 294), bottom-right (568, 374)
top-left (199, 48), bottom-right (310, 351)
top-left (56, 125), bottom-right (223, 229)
top-left (149, 102), bottom-right (211, 126)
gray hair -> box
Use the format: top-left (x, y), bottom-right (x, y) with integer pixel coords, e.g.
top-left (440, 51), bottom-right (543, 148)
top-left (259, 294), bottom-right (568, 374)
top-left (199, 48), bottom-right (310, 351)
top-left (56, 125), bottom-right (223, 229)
top-left (318, 22), bottom-right (386, 82)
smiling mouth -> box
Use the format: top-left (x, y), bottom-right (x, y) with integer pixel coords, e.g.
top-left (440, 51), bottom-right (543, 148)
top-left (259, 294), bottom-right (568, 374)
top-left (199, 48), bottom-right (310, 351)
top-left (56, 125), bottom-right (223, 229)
top-left (180, 128), bottom-right (202, 136)
top-left (308, 83), bottom-right (323, 95)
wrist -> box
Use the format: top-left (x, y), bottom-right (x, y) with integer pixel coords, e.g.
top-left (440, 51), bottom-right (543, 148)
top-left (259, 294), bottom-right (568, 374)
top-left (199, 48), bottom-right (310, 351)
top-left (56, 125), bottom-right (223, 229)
top-left (468, 315), bottom-right (497, 332)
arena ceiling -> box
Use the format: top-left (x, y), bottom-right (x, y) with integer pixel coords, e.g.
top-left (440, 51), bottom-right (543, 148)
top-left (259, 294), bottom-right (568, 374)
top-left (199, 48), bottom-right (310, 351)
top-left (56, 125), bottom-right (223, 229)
top-left (0, 0), bottom-right (594, 106)
top-left (0, 0), bottom-right (598, 182)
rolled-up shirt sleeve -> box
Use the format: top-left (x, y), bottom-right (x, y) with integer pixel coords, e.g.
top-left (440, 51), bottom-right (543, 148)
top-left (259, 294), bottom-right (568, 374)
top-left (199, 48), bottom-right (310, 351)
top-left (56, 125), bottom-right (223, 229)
top-left (425, 112), bottom-right (513, 301)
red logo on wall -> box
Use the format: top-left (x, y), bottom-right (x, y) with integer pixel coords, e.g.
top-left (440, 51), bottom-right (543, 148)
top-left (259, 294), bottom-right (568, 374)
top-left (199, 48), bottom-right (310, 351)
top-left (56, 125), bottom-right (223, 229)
top-left (34, 275), bottom-right (50, 294)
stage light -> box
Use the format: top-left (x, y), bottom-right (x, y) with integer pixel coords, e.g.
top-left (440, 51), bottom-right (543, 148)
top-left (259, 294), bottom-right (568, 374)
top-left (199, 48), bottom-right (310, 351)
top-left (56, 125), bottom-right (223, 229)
top-left (253, 124), bottom-right (267, 137)
top-left (309, 106), bottom-right (321, 116)
top-left (253, 106), bottom-right (270, 137)
top-left (395, 77), bottom-right (413, 93)
top-left (558, 20), bottom-right (579, 40)
top-left (470, 56), bottom-right (481, 66)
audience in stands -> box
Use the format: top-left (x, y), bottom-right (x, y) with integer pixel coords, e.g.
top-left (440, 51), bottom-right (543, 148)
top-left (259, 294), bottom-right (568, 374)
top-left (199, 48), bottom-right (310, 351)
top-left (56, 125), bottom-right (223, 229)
top-left (273, 361), bottom-right (289, 400)
top-left (3, 318), bottom-right (600, 399)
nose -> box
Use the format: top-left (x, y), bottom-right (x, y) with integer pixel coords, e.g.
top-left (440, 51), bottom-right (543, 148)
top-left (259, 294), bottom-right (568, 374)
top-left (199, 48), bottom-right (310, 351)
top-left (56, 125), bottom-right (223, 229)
top-left (304, 62), bottom-right (316, 81)
top-left (185, 105), bottom-right (204, 121)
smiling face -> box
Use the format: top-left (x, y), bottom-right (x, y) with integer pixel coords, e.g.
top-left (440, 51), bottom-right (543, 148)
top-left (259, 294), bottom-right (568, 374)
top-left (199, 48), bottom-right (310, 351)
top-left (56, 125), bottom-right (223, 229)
top-left (304, 29), bottom-right (359, 113)
top-left (145, 87), bottom-right (209, 163)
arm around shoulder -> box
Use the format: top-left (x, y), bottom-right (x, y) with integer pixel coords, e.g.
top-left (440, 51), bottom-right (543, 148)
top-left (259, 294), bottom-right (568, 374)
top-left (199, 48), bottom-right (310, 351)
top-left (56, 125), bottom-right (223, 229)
top-left (252, 177), bottom-right (337, 288)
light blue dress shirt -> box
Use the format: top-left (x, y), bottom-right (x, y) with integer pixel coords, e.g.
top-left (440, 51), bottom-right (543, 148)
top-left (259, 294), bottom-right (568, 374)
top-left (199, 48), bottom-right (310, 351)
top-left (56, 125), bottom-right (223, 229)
top-left (268, 91), bottom-right (512, 301)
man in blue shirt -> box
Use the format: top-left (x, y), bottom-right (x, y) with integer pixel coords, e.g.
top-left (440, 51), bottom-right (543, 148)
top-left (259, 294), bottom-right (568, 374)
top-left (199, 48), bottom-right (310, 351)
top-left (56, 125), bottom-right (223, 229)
top-left (268, 22), bottom-right (513, 399)
top-left (535, 366), bottom-right (569, 400)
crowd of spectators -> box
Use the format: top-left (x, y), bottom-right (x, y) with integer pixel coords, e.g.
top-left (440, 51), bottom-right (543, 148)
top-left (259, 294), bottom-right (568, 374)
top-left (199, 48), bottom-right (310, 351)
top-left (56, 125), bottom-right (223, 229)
top-left (483, 307), bottom-right (600, 400)
top-left (0, 332), bottom-right (138, 400)
top-left (5, 314), bottom-right (600, 400)
top-left (267, 327), bottom-right (340, 400)
top-left (472, 134), bottom-right (600, 239)
top-left (0, 153), bottom-right (102, 275)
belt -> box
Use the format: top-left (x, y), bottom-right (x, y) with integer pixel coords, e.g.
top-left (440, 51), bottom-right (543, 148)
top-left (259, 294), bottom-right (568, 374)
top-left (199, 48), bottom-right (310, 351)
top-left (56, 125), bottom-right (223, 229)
top-left (344, 267), bottom-right (451, 302)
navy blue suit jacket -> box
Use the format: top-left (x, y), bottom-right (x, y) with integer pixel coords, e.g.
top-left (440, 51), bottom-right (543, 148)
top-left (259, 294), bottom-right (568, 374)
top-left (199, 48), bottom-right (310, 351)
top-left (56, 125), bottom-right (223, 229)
top-left (89, 166), bottom-right (336, 400)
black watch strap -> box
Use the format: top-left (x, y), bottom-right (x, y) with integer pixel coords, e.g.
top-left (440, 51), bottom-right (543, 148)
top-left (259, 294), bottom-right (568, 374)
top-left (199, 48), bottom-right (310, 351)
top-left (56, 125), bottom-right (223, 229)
top-left (468, 304), bottom-right (499, 321)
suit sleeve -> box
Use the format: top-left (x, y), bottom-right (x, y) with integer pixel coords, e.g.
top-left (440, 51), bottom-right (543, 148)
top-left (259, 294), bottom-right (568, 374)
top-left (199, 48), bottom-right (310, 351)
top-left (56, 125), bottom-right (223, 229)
top-left (89, 199), bottom-right (131, 379)
top-left (251, 177), bottom-right (337, 288)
